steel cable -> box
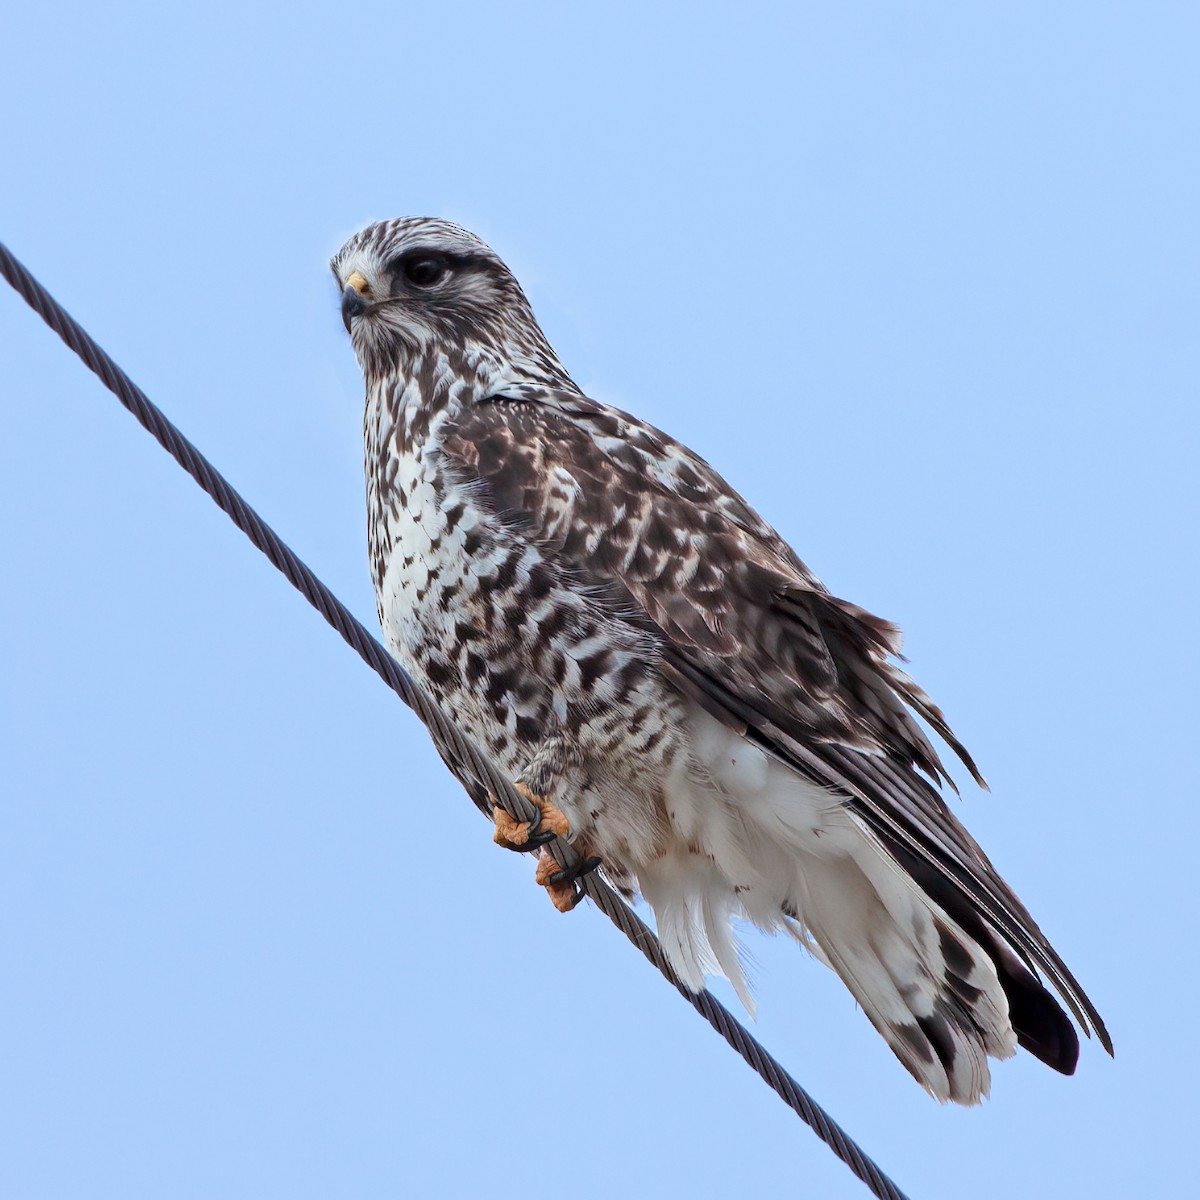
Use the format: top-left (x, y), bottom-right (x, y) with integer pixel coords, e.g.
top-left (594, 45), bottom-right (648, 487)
top-left (1, 240), bottom-right (911, 1200)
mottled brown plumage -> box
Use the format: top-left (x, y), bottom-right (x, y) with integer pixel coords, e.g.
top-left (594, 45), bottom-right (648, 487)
top-left (331, 217), bottom-right (1110, 1102)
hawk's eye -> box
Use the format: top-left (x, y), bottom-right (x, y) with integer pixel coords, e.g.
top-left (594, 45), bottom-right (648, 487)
top-left (401, 254), bottom-right (450, 289)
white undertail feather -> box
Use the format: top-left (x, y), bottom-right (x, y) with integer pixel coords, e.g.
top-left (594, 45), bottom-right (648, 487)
top-left (635, 705), bottom-right (1017, 1104)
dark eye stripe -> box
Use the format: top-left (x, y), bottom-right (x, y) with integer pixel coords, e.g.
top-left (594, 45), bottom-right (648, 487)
top-left (388, 249), bottom-right (496, 290)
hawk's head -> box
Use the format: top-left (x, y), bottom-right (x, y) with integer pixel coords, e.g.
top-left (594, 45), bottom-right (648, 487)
top-left (331, 217), bottom-right (573, 391)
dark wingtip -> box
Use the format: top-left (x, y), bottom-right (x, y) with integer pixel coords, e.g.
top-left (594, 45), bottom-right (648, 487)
top-left (1016, 1010), bottom-right (1080, 1075)
top-left (1000, 957), bottom-right (1082, 1075)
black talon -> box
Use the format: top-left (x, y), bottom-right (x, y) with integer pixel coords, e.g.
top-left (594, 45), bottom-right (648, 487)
top-left (549, 855), bottom-right (603, 887)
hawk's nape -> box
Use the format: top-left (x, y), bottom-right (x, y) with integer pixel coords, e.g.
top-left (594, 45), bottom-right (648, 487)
top-left (332, 216), bottom-right (1110, 1103)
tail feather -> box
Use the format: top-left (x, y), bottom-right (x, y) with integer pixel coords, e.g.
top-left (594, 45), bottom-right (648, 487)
top-left (641, 823), bottom-right (1022, 1103)
top-left (643, 703), bottom-right (1088, 1103)
top-left (790, 841), bottom-right (1016, 1103)
top-left (882, 838), bottom-right (1083, 1075)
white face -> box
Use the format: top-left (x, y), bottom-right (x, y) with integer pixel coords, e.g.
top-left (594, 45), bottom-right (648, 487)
top-left (331, 218), bottom-right (533, 376)
top-left (331, 216), bottom-right (575, 394)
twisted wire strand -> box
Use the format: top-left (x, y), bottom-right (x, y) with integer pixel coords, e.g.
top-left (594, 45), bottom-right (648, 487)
top-left (1, 241), bottom-right (911, 1200)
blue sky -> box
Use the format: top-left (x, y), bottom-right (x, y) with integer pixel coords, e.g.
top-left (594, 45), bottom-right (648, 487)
top-left (2, 4), bottom-right (1196, 1197)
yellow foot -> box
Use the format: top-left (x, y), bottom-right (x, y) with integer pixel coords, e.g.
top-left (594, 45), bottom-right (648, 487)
top-left (536, 847), bottom-right (584, 912)
top-left (491, 783), bottom-right (571, 851)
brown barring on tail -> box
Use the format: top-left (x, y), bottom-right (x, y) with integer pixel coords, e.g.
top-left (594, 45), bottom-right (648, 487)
top-left (331, 217), bottom-right (1111, 1104)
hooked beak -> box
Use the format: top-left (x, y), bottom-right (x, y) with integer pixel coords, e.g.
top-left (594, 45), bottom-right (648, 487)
top-left (341, 271), bottom-right (370, 333)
